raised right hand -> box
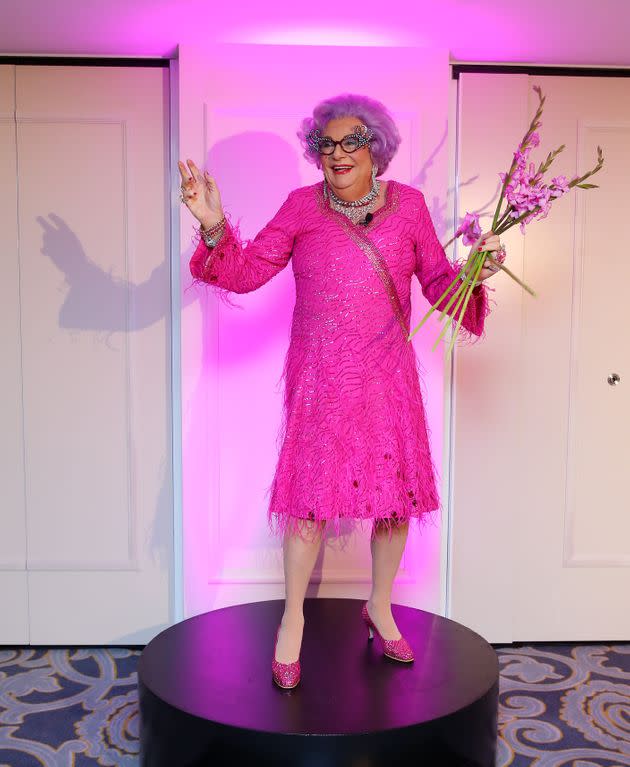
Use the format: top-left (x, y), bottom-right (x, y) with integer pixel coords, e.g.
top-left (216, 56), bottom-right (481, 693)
top-left (178, 158), bottom-right (224, 229)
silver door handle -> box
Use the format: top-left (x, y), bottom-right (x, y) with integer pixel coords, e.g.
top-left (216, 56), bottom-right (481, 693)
top-left (607, 373), bottom-right (621, 386)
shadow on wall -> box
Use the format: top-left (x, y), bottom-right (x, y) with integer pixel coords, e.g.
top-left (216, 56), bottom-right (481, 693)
top-left (207, 130), bottom-right (302, 237)
top-left (35, 129), bottom-right (305, 619)
top-left (409, 119), bottom-right (501, 245)
top-left (35, 207), bottom-right (177, 630)
top-left (37, 212), bottom-right (169, 334)
top-left (36, 131), bottom-right (301, 339)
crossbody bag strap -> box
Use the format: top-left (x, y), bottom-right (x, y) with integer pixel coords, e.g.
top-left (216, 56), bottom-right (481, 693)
top-left (330, 214), bottom-right (408, 339)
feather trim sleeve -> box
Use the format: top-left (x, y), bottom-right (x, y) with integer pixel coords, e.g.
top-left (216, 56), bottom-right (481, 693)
top-left (189, 190), bottom-right (299, 295)
top-left (413, 191), bottom-right (494, 342)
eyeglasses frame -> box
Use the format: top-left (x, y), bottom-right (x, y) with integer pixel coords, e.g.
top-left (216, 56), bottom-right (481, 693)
top-left (306, 124), bottom-right (374, 156)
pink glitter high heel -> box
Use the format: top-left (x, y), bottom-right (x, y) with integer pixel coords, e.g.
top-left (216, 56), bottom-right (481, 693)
top-left (272, 626), bottom-right (301, 689)
top-left (362, 602), bottom-right (414, 663)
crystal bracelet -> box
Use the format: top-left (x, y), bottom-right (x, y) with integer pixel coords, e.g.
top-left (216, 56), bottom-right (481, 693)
top-left (201, 216), bottom-right (226, 233)
top-left (201, 227), bottom-right (225, 248)
top-left (199, 216), bottom-right (226, 248)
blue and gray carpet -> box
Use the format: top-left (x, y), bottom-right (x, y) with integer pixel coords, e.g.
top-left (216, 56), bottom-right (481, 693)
top-left (0, 643), bottom-right (628, 765)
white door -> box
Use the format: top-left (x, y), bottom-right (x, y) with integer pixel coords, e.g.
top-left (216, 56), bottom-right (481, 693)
top-left (179, 44), bottom-right (454, 617)
top-left (451, 72), bottom-right (630, 641)
top-left (0, 63), bottom-right (173, 644)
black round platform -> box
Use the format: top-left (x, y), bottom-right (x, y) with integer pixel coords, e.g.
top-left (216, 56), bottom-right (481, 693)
top-left (138, 598), bottom-right (499, 767)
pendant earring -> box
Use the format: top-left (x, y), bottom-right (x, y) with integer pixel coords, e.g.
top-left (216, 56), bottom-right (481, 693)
top-left (371, 164), bottom-right (378, 184)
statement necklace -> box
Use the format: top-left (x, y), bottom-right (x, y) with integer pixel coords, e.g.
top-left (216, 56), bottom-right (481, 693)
top-left (324, 177), bottom-right (381, 225)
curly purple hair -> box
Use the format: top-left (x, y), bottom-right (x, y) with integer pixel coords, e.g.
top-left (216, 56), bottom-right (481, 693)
top-left (298, 93), bottom-right (401, 176)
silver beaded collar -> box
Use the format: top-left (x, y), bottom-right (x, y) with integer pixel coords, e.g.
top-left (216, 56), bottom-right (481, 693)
top-left (323, 178), bottom-right (380, 225)
top-left (324, 177), bottom-right (380, 208)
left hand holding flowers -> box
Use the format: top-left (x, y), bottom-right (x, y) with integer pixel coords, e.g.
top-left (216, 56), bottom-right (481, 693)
top-left (468, 231), bottom-right (506, 282)
top-left (409, 85), bottom-right (603, 359)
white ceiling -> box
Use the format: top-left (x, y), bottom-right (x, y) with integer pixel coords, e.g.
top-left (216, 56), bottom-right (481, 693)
top-left (1, 0), bottom-right (630, 66)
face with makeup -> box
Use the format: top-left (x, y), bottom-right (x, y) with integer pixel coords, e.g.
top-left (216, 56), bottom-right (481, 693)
top-left (319, 116), bottom-right (375, 202)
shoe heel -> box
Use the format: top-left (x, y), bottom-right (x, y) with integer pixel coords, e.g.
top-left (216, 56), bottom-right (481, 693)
top-left (362, 602), bottom-right (413, 662)
top-left (362, 602), bottom-right (375, 640)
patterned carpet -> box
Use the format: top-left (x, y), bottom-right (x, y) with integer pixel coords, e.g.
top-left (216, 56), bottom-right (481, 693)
top-left (0, 643), bottom-right (628, 766)
top-left (494, 644), bottom-right (630, 766)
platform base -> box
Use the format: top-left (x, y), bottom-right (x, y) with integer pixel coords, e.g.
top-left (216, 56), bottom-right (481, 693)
top-left (138, 598), bottom-right (499, 767)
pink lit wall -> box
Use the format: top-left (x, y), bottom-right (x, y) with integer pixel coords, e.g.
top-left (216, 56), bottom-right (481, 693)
top-left (179, 44), bottom-right (451, 617)
top-left (2, 0), bottom-right (629, 67)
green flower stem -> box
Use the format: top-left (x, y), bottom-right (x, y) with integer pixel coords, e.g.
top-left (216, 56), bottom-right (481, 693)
top-left (492, 171), bottom-right (514, 229)
top-left (445, 251), bottom-right (486, 358)
top-left (436, 250), bottom-right (483, 323)
top-left (437, 270), bottom-right (472, 323)
top-left (536, 144), bottom-right (565, 176)
top-left (495, 206), bottom-right (514, 231)
top-left (431, 273), bottom-right (473, 351)
top-left (408, 268), bottom-right (469, 341)
top-left (495, 211), bottom-right (529, 235)
top-left (408, 246), bottom-right (483, 341)
top-left (431, 250), bottom-right (485, 352)
top-left (485, 254), bottom-right (536, 296)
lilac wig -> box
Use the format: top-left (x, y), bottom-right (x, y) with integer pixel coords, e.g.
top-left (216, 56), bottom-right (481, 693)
top-left (298, 93), bottom-right (401, 176)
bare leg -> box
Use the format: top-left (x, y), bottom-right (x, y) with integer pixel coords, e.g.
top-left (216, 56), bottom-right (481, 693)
top-left (367, 519), bottom-right (410, 639)
top-left (275, 518), bottom-right (324, 664)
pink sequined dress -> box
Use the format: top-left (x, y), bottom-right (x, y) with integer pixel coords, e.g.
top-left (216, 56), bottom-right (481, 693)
top-left (189, 180), bottom-right (491, 536)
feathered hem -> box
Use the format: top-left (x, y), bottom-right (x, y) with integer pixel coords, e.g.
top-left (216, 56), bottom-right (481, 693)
top-left (266, 500), bottom-right (441, 544)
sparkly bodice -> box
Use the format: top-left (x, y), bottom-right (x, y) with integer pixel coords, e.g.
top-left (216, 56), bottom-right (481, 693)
top-left (190, 180), bottom-right (487, 339)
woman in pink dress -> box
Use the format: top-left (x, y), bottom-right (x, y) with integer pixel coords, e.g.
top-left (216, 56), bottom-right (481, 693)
top-left (179, 94), bottom-right (504, 689)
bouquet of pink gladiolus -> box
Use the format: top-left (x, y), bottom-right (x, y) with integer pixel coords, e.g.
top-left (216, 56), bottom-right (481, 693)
top-left (409, 86), bottom-right (604, 358)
